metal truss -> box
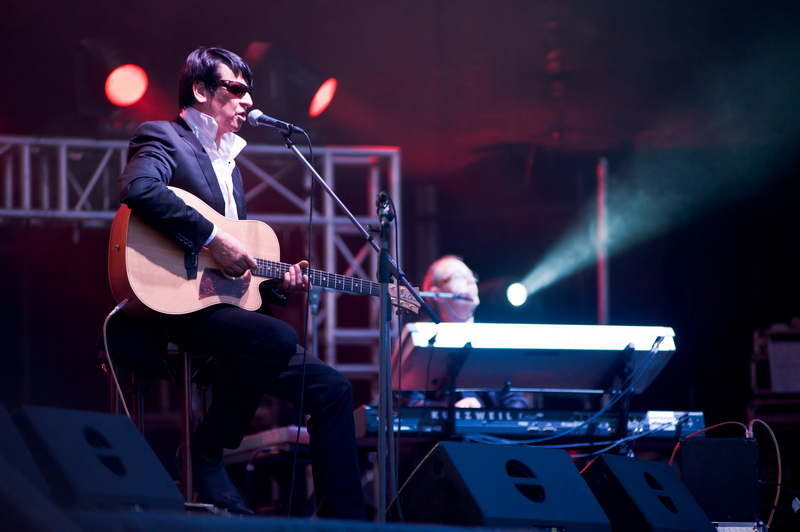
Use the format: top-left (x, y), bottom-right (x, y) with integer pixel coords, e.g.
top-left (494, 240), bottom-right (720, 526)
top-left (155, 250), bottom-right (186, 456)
top-left (0, 135), bottom-right (402, 378)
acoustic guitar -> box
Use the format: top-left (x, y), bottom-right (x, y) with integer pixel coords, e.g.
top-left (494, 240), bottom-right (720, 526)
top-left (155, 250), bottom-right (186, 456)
top-left (108, 187), bottom-right (419, 319)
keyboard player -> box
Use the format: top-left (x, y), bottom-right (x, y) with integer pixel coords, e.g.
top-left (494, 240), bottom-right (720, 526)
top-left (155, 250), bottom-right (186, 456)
top-left (396, 255), bottom-right (528, 409)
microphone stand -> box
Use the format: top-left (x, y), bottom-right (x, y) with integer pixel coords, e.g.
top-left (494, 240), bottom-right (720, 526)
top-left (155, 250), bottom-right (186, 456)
top-left (278, 131), bottom-right (439, 521)
top-left (376, 194), bottom-right (395, 522)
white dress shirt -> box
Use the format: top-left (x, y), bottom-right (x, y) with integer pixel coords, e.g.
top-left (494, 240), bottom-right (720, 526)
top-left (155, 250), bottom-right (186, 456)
top-left (180, 106), bottom-right (247, 244)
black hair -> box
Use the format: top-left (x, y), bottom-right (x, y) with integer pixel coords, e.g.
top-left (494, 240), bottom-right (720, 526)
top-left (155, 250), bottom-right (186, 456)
top-left (177, 46), bottom-right (253, 109)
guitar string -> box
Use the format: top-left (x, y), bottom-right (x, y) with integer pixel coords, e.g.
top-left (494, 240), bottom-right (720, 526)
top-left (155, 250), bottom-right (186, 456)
top-left (253, 258), bottom-right (381, 296)
top-left (249, 257), bottom-right (415, 309)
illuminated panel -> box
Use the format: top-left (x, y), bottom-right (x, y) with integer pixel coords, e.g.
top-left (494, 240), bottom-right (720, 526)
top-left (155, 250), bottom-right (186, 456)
top-left (406, 322), bottom-right (676, 352)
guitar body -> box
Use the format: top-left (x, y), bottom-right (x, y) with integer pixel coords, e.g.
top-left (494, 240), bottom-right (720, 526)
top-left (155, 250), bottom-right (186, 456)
top-left (108, 187), bottom-right (280, 319)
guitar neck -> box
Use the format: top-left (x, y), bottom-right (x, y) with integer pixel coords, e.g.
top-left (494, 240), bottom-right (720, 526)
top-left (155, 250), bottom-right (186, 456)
top-left (255, 258), bottom-right (381, 296)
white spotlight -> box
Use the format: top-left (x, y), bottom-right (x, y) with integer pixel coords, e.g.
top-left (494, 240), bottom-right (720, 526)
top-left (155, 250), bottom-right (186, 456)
top-left (506, 282), bottom-right (528, 307)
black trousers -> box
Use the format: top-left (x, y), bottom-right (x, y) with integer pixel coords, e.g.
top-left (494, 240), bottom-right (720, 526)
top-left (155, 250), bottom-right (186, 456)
top-left (166, 304), bottom-right (366, 520)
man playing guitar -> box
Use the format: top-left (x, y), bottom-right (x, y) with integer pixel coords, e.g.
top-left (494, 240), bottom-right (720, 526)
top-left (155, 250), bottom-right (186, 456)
top-left (111, 46), bottom-right (366, 519)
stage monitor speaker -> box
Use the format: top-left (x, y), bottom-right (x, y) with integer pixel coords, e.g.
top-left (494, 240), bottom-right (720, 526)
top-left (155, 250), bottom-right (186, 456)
top-left (14, 405), bottom-right (184, 512)
top-left (680, 437), bottom-right (761, 523)
top-left (0, 404), bottom-right (51, 497)
top-left (388, 441), bottom-right (611, 531)
top-left (581, 453), bottom-right (715, 532)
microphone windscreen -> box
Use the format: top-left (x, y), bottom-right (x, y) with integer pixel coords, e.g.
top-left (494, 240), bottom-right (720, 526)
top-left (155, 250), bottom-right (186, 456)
top-left (247, 109), bottom-right (263, 126)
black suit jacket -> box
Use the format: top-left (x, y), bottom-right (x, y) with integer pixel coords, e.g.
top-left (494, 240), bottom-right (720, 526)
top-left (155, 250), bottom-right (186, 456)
top-left (119, 117), bottom-right (247, 254)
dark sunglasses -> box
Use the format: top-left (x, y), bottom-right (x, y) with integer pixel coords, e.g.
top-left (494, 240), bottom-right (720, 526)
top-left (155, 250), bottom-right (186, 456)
top-left (216, 79), bottom-right (251, 98)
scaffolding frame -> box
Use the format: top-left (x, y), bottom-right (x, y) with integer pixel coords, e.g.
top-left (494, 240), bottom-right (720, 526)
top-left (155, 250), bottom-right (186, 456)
top-left (0, 135), bottom-right (402, 378)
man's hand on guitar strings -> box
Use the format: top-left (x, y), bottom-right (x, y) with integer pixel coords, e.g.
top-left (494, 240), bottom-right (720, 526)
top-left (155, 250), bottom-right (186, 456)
top-left (206, 229), bottom-right (258, 278)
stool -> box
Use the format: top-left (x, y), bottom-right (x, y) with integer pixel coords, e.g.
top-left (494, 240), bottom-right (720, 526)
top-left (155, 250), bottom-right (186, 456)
top-left (101, 345), bottom-right (216, 503)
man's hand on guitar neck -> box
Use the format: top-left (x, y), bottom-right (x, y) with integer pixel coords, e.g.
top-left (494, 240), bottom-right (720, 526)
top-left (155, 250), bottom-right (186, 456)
top-left (206, 229), bottom-right (258, 279)
top-left (274, 260), bottom-right (310, 294)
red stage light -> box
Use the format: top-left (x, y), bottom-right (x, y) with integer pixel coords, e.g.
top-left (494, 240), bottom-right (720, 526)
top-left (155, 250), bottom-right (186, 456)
top-left (105, 64), bottom-right (148, 107)
top-left (308, 78), bottom-right (337, 117)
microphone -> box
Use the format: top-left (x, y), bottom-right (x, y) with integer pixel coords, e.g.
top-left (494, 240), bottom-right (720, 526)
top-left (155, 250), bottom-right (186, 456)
top-left (247, 109), bottom-right (305, 133)
top-left (376, 191), bottom-right (390, 209)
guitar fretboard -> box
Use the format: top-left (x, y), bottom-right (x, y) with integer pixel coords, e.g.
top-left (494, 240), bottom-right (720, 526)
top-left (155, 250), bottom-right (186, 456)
top-left (255, 258), bottom-right (381, 297)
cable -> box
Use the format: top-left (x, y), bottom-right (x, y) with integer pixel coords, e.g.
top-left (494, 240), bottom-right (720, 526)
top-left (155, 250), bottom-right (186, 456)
top-left (435, 295), bottom-right (475, 322)
top-left (760, 504), bottom-right (800, 525)
top-left (567, 418), bottom-right (690, 458)
top-left (534, 336), bottom-right (664, 444)
top-left (459, 413), bottom-right (692, 454)
top-left (759, 480), bottom-right (800, 516)
top-left (472, 336), bottom-right (665, 447)
top-left (666, 421), bottom-right (749, 467)
top-left (101, 299), bottom-right (131, 419)
top-left (751, 418), bottom-right (782, 527)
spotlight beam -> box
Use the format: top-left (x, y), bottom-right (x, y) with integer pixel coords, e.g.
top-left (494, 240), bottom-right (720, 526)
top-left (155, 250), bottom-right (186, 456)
top-left (518, 28), bottom-right (800, 299)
